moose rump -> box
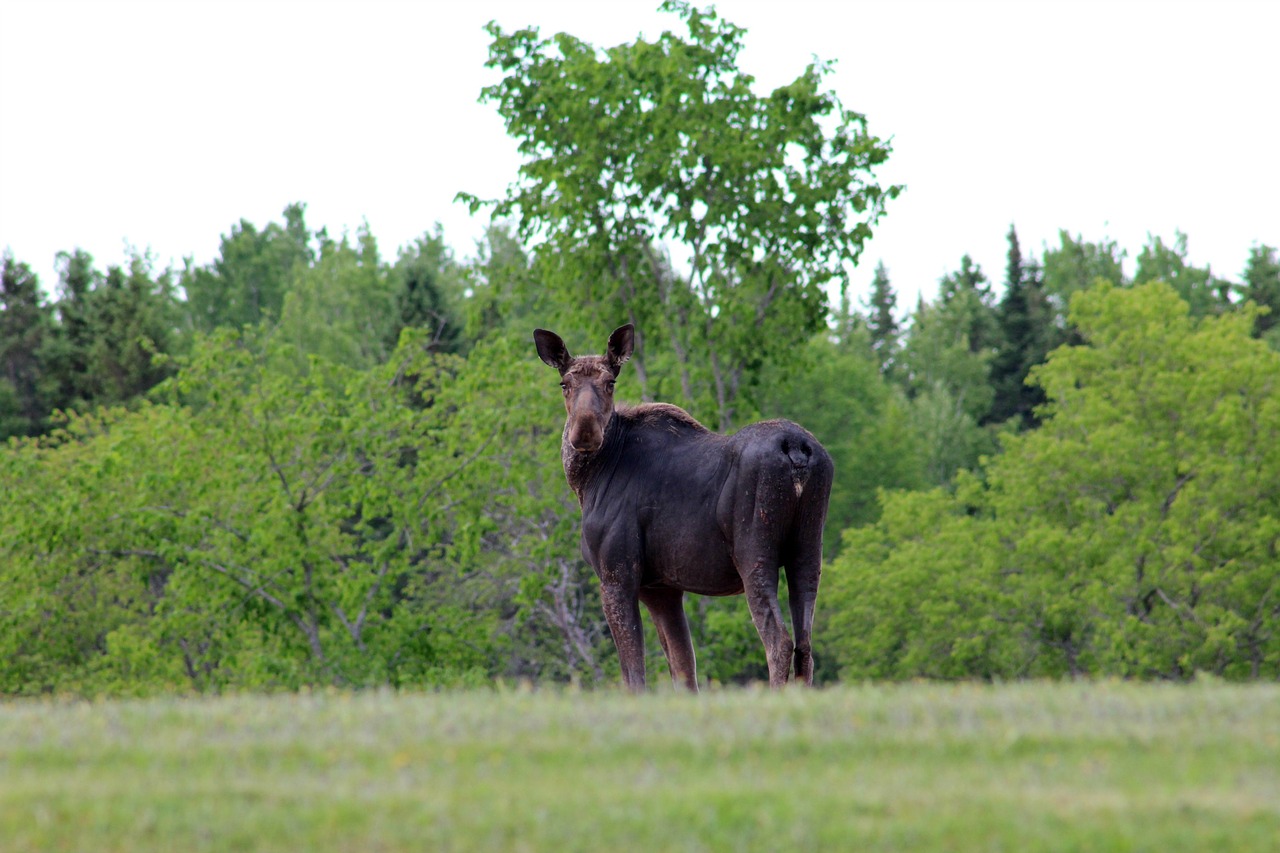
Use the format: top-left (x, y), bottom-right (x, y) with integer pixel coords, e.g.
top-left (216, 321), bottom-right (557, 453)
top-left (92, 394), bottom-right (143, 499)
top-left (535, 323), bottom-right (833, 691)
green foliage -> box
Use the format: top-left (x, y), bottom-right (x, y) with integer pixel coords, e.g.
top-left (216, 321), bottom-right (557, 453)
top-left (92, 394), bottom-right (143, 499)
top-left (1, 330), bottom-right (498, 694)
top-left (458, 223), bottom-right (539, 344)
top-left (81, 252), bottom-right (182, 403)
top-left (823, 484), bottom-right (1015, 678)
top-left (181, 202), bottom-right (314, 332)
top-left (987, 225), bottom-right (1054, 428)
top-left (824, 282), bottom-right (1280, 681)
top-left (759, 328), bottom-right (923, 554)
top-left (276, 225), bottom-right (399, 369)
top-left (32, 248), bottom-right (183, 417)
top-left (1041, 229), bottom-right (1127, 317)
top-left (1134, 231), bottom-right (1230, 317)
top-left (863, 261), bottom-right (899, 378)
top-left (897, 256), bottom-right (999, 484)
top-left (465, 0), bottom-right (899, 428)
top-left (7, 202), bottom-right (1277, 693)
top-left (1239, 243), bottom-right (1280, 343)
top-left (2, 5), bottom-right (1276, 695)
top-left (0, 253), bottom-right (54, 438)
top-left (387, 226), bottom-right (467, 355)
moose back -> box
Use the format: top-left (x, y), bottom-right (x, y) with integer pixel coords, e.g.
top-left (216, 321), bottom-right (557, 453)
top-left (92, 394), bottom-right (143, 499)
top-left (534, 323), bottom-right (832, 691)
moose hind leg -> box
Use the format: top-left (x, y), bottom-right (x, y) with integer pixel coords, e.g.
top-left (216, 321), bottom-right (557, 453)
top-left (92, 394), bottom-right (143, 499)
top-left (738, 554), bottom-right (794, 688)
top-left (639, 587), bottom-right (698, 692)
top-left (784, 553), bottom-right (821, 686)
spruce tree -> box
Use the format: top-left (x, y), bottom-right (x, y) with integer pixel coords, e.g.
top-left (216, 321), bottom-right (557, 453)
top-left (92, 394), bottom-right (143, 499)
top-left (987, 225), bottom-right (1049, 428)
top-left (937, 254), bottom-right (998, 355)
top-left (44, 249), bottom-right (99, 412)
top-left (865, 261), bottom-right (899, 378)
top-left (1239, 244), bottom-right (1280, 340)
top-left (387, 230), bottom-right (465, 355)
top-left (0, 253), bottom-right (53, 438)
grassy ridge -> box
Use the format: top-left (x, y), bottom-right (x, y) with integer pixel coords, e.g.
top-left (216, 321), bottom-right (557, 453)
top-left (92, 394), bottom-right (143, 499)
top-left (2, 682), bottom-right (1278, 851)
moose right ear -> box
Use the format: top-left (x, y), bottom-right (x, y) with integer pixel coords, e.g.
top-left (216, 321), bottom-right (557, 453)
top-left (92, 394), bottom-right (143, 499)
top-left (534, 329), bottom-right (573, 372)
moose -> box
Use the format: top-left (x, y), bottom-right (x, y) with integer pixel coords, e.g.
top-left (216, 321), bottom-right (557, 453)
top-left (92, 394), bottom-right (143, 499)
top-left (534, 323), bottom-right (833, 691)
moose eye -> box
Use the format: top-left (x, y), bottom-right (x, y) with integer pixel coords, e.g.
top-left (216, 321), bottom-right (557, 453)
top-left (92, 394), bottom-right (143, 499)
top-left (606, 381), bottom-right (616, 393)
top-left (559, 382), bottom-right (568, 393)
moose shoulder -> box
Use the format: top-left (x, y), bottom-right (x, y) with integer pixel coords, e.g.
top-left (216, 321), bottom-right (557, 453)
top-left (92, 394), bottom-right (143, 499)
top-left (534, 323), bottom-right (833, 691)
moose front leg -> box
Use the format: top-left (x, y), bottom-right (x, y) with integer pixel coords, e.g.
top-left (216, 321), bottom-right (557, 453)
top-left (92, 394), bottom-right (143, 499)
top-left (599, 583), bottom-right (646, 691)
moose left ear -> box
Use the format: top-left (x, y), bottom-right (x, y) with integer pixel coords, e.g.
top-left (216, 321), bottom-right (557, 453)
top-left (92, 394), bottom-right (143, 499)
top-left (605, 324), bottom-right (634, 375)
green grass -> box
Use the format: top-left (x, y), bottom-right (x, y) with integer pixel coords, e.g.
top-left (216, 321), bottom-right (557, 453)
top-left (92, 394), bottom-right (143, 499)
top-left (2, 682), bottom-right (1278, 852)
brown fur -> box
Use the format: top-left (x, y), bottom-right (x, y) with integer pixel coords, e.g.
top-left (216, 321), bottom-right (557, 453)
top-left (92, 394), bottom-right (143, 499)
top-left (534, 324), bottom-right (833, 691)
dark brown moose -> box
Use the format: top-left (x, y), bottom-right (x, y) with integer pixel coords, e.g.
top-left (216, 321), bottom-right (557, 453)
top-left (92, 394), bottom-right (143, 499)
top-left (534, 323), bottom-right (833, 691)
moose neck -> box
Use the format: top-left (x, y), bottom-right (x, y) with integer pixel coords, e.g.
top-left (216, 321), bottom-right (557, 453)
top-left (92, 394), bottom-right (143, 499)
top-left (561, 411), bottom-right (622, 502)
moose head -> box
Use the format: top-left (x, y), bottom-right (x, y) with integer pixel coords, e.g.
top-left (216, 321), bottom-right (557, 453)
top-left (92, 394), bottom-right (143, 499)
top-left (533, 324), bottom-right (634, 454)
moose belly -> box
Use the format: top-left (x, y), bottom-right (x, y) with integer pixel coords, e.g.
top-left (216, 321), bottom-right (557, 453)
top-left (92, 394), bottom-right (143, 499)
top-left (639, 514), bottom-right (743, 596)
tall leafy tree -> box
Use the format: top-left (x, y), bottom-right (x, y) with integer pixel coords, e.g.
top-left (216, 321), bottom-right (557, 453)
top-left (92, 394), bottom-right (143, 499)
top-left (898, 256), bottom-right (999, 484)
top-left (276, 225), bottom-right (398, 370)
top-left (1133, 231), bottom-right (1227, 317)
top-left (463, 0), bottom-right (899, 429)
top-left (181, 202), bottom-right (315, 332)
top-left (1041, 230), bottom-right (1126, 330)
top-left (461, 222), bottom-right (537, 343)
top-left (0, 328), bottom-right (512, 694)
top-left (824, 282), bottom-right (1280, 681)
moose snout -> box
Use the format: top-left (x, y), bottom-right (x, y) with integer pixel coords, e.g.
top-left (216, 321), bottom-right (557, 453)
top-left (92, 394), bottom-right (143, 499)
top-left (568, 423), bottom-right (604, 453)
top-left (565, 393), bottom-right (609, 453)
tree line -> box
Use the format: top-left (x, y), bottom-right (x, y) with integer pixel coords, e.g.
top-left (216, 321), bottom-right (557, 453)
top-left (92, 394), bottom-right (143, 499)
top-left (2, 2), bottom-right (1277, 693)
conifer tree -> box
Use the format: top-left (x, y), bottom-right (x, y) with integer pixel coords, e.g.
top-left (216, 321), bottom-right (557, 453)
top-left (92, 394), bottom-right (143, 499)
top-left (937, 254), bottom-right (998, 355)
top-left (864, 261), bottom-right (899, 378)
top-left (0, 253), bottom-right (53, 438)
top-left (387, 229), bottom-right (465, 354)
top-left (987, 225), bottom-right (1049, 428)
top-left (1239, 244), bottom-right (1280, 342)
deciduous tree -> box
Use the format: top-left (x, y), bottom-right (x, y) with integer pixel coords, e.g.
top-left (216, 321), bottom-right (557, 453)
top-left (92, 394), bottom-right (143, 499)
top-left (824, 282), bottom-right (1280, 681)
top-left (463, 0), bottom-right (899, 429)
top-left (182, 203), bottom-right (314, 332)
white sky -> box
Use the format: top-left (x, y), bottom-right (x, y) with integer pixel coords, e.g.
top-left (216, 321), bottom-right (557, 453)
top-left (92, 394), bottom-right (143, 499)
top-left (1, 0), bottom-right (1277, 311)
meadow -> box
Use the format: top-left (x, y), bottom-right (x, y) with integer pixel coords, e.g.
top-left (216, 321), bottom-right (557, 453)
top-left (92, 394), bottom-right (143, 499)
top-left (2, 681), bottom-right (1277, 852)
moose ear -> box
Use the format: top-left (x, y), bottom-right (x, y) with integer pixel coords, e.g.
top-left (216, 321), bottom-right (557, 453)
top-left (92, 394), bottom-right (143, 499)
top-left (534, 328), bottom-right (573, 372)
top-left (605, 324), bottom-right (634, 375)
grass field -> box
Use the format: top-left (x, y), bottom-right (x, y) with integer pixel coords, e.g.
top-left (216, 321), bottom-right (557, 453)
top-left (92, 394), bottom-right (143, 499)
top-left (2, 682), bottom-right (1278, 852)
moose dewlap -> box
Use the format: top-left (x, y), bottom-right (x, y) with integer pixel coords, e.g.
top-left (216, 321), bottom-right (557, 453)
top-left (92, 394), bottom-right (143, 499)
top-left (534, 323), bottom-right (833, 691)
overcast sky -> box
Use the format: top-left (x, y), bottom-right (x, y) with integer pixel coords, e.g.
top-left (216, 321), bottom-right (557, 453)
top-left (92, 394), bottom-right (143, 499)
top-left (2, 0), bottom-right (1276, 311)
